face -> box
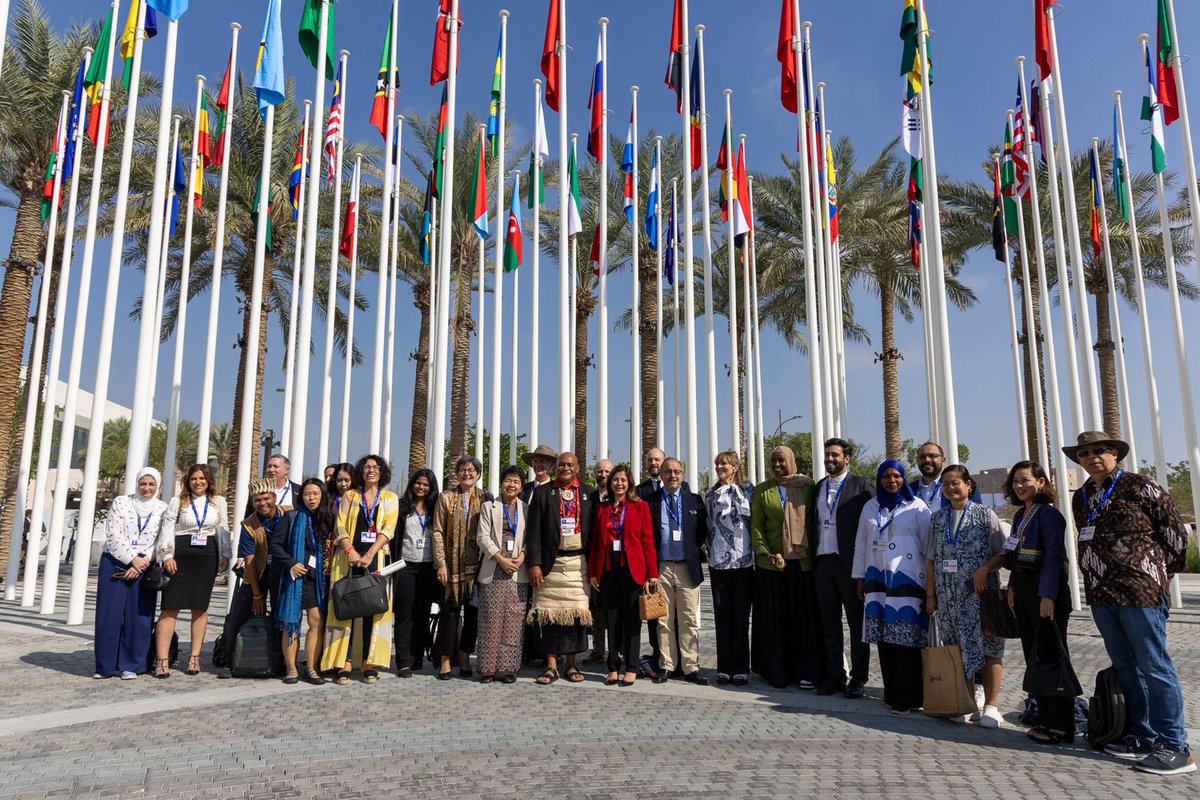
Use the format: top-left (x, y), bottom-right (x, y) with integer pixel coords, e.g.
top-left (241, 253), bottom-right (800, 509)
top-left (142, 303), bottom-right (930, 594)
top-left (188, 470), bottom-right (208, 495)
top-left (137, 474), bottom-right (157, 499)
top-left (252, 492), bottom-right (277, 518)
top-left (456, 460), bottom-right (479, 489)
top-left (556, 454), bottom-right (579, 485)
top-left (645, 449), bottom-right (665, 477)
top-left (1010, 468), bottom-right (1044, 505)
top-left (824, 445), bottom-right (849, 476)
top-left (1077, 445), bottom-right (1118, 478)
top-left (916, 445), bottom-right (945, 479)
top-left (412, 475), bottom-right (431, 499)
top-left (880, 468), bottom-right (904, 494)
top-left (610, 470), bottom-right (630, 497)
top-left (594, 460), bottom-right (614, 488)
top-left (361, 459), bottom-right (382, 486)
top-left (661, 460), bottom-right (683, 491)
top-left (532, 456), bottom-right (553, 479)
top-left (941, 473), bottom-right (971, 505)
top-left (266, 456), bottom-right (289, 483)
top-left (324, 466), bottom-right (335, 484)
top-left (335, 470), bottom-right (353, 496)
top-left (770, 451), bottom-right (791, 480)
top-left (302, 483), bottom-right (322, 511)
top-left (501, 473), bottom-right (522, 500)
top-left (714, 458), bottom-right (735, 484)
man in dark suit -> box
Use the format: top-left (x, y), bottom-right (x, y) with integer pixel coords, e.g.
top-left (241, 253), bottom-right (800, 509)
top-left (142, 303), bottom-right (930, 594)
top-left (646, 457), bottom-right (709, 685)
top-left (808, 438), bottom-right (873, 698)
top-left (584, 458), bottom-right (615, 664)
top-left (635, 447), bottom-right (667, 499)
top-left (910, 441), bottom-right (981, 510)
top-left (243, 453), bottom-right (303, 518)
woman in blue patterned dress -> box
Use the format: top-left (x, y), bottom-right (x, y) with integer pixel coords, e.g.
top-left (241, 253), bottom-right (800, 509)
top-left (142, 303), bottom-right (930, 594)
top-left (704, 450), bottom-right (755, 686)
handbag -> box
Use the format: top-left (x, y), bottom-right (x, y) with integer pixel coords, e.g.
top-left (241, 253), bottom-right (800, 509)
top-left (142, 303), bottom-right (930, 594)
top-left (979, 586), bottom-right (1019, 639)
top-left (1023, 617), bottom-right (1083, 699)
top-left (921, 614), bottom-right (979, 718)
top-left (638, 580), bottom-right (668, 621)
top-left (141, 562), bottom-right (171, 592)
top-left (332, 571), bottom-right (390, 619)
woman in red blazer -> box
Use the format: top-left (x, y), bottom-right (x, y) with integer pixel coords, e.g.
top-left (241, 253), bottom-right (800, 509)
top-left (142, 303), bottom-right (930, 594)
top-left (589, 464), bottom-right (658, 686)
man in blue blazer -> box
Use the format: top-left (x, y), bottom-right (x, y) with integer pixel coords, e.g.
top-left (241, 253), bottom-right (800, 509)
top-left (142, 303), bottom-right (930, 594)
top-left (910, 441), bottom-right (981, 510)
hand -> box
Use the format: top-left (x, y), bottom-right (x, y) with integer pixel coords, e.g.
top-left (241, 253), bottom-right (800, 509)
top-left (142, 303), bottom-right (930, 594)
top-left (290, 563), bottom-right (308, 579)
top-left (130, 555), bottom-right (149, 572)
top-left (233, 558), bottom-right (246, 571)
top-left (437, 566), bottom-right (448, 585)
top-left (1039, 597), bottom-right (1055, 619)
top-left (122, 566), bottom-right (140, 581)
top-left (528, 566), bottom-right (544, 589)
top-left (251, 595), bottom-right (266, 615)
top-left (1007, 585), bottom-right (1016, 611)
top-left (769, 553), bottom-right (786, 570)
top-left (164, 558), bottom-right (178, 575)
top-left (855, 579), bottom-right (864, 602)
top-left (218, 558), bottom-right (229, 575)
top-left (589, 576), bottom-right (600, 590)
top-left (925, 593), bottom-right (938, 614)
top-left (971, 567), bottom-right (988, 594)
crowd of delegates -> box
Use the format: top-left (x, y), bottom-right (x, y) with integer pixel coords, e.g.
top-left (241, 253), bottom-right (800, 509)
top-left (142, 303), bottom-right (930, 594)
top-left (90, 431), bottom-right (1195, 776)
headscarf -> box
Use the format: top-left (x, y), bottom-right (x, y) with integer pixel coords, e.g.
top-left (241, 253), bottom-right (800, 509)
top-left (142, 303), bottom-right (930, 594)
top-left (131, 467), bottom-right (162, 516)
top-left (770, 445), bottom-right (813, 559)
top-left (875, 460), bottom-right (915, 511)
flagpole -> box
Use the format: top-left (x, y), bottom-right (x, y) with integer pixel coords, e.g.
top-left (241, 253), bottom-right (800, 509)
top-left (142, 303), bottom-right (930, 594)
top-left (678, 0), bottom-right (698, 488)
top-left (802, 24), bottom-right (833, 440)
top-left (281, 99), bottom-right (312, 458)
top-left (1008, 107), bottom-right (1048, 468)
top-left (196, 22), bottom-right (241, 466)
top-left (747, 174), bottom-right (766, 483)
top-left (672, 178), bottom-right (681, 456)
top-left (475, 124), bottom-right (488, 479)
top-left (994, 153), bottom-right (1029, 461)
top-left (722, 92), bottom-right (740, 457)
top-left (383, 114), bottom-right (403, 464)
top-left (694, 25), bottom-right (718, 472)
top-left (789, 0), bottom-right (823, 479)
top-left (52, 0), bottom-right (153, 615)
top-left (1017, 56), bottom-right (1079, 611)
top-left (630, 84), bottom-right (642, 478)
top-left (654, 135), bottom-right (664, 453)
top-left (147, 114), bottom-right (182, 440)
top-left (340, 154), bottom-right (362, 462)
top-left (425, 195), bottom-right (438, 469)
top-left (509, 170), bottom-right (520, 466)
top-left (489, 9), bottom-right (509, 488)
top-left (816, 80), bottom-right (839, 434)
top-left (739, 135), bottom-right (757, 478)
top-left (0, 0), bottom-right (10, 85)
top-left (530, 79), bottom-right (544, 466)
top-left (596, 17), bottom-right (610, 459)
top-left (1113, 90), bottom-right (1166, 483)
top-left (318, 48), bottom-right (349, 469)
top-left (555, 0), bottom-right (571, 455)
top-left (1164, 0), bottom-right (1200, 293)
top-left (432, 0), bottom-right (460, 473)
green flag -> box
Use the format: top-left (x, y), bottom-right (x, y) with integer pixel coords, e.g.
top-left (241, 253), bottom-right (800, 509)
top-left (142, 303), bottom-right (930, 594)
top-left (526, 150), bottom-right (544, 209)
top-left (252, 179), bottom-right (273, 252)
top-left (1001, 119), bottom-right (1018, 236)
top-left (1112, 109), bottom-right (1130, 222)
top-left (298, 0), bottom-right (337, 80)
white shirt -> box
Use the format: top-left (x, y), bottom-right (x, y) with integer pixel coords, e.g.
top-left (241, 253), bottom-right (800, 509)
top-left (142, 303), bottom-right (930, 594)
top-left (916, 478), bottom-right (942, 507)
top-left (816, 472), bottom-right (848, 556)
top-left (275, 481), bottom-right (293, 509)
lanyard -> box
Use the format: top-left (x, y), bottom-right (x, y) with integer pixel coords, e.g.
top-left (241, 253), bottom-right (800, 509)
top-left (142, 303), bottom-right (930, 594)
top-left (136, 514), bottom-right (151, 536)
top-left (947, 502), bottom-right (971, 546)
top-left (1083, 470), bottom-right (1123, 525)
top-left (459, 491), bottom-right (472, 526)
top-left (278, 483), bottom-right (291, 506)
top-left (665, 492), bottom-right (682, 528)
top-left (502, 500), bottom-right (519, 532)
top-left (361, 489), bottom-right (380, 530)
top-left (876, 505), bottom-right (896, 533)
top-left (415, 510), bottom-right (428, 533)
top-left (919, 478), bottom-right (942, 505)
top-left (777, 484), bottom-right (787, 509)
top-left (189, 497), bottom-right (210, 529)
top-left (610, 501), bottom-right (626, 537)
top-left (558, 485), bottom-right (578, 520)
top-left (825, 475), bottom-right (846, 516)
top-left (1014, 503), bottom-right (1040, 546)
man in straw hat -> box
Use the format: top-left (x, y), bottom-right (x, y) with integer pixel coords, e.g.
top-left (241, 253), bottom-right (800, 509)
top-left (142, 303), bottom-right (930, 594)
top-left (521, 444), bottom-right (558, 502)
top-left (223, 478), bottom-right (285, 646)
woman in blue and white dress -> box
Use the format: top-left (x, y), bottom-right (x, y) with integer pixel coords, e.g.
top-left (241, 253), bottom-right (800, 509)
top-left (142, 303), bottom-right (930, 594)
top-left (704, 450), bottom-right (755, 686)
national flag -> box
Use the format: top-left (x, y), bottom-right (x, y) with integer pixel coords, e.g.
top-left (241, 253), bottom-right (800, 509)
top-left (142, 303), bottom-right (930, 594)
top-left (40, 127), bottom-right (58, 221)
top-left (193, 92), bottom-right (211, 206)
top-left (324, 60), bottom-right (343, 181)
top-left (211, 48), bottom-right (233, 167)
top-left (1142, 43), bottom-right (1168, 175)
top-left (288, 128), bottom-right (305, 219)
top-left (587, 35), bottom-right (604, 161)
top-left (469, 133), bottom-right (489, 238)
top-left (901, 95), bottom-right (922, 160)
top-left (1088, 147), bottom-right (1103, 260)
top-left (646, 143), bottom-right (660, 243)
top-left (566, 141), bottom-right (582, 236)
top-left (1156, 0), bottom-right (1180, 126)
top-left (908, 157), bottom-right (923, 268)
top-left (62, 58), bottom-right (86, 180)
top-left (167, 137), bottom-right (185, 236)
top-left (432, 84), bottom-right (449, 198)
top-left (120, 2), bottom-right (157, 90)
top-left (419, 170), bottom-right (434, 265)
top-left (298, 0), bottom-right (336, 80)
top-left (732, 139), bottom-right (751, 240)
top-left (992, 158), bottom-right (1006, 262)
top-left (370, 13), bottom-right (395, 139)
top-left (717, 123), bottom-right (732, 218)
top-left (541, 0), bottom-right (562, 112)
top-left (146, 0), bottom-right (188, 19)
top-left (84, 8), bottom-right (114, 146)
top-left (589, 222), bottom-right (601, 276)
top-left (1012, 80), bottom-right (1032, 198)
top-left (486, 32), bottom-right (502, 157)
top-left (665, 0), bottom-right (684, 112)
top-left (777, 0), bottom-right (798, 113)
top-left (1000, 118), bottom-right (1018, 235)
top-left (339, 164), bottom-right (358, 258)
top-left (504, 176), bottom-right (524, 272)
top-left (664, 191), bottom-right (677, 286)
top-left (527, 97), bottom-right (549, 210)
top-left (253, 0), bottom-right (285, 119)
top-left (826, 137), bottom-right (839, 241)
top-left (1034, 0), bottom-right (1055, 82)
top-left (621, 109), bottom-right (635, 223)
top-left (1112, 107), bottom-right (1130, 222)
top-left (1030, 80), bottom-right (1046, 164)
top-left (900, 0), bottom-right (922, 99)
top-left (431, 0), bottom-right (462, 85)
top-left (689, 37), bottom-right (702, 171)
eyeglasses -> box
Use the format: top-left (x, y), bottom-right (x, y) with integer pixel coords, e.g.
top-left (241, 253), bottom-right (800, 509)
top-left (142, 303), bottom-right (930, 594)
top-left (1075, 447), bottom-right (1111, 458)
top-left (661, 468), bottom-right (683, 475)
top-left (362, 464), bottom-right (381, 471)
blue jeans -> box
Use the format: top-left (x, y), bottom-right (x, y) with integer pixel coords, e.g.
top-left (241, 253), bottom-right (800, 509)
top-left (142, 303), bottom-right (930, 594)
top-left (1091, 603), bottom-right (1189, 751)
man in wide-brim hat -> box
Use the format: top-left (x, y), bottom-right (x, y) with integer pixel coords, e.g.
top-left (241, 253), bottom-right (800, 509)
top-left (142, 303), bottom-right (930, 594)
top-left (1061, 430), bottom-right (1130, 464)
top-left (521, 445), bottom-right (558, 503)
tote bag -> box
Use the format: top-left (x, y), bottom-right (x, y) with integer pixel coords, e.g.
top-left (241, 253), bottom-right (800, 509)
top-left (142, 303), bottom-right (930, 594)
top-left (921, 614), bottom-right (979, 718)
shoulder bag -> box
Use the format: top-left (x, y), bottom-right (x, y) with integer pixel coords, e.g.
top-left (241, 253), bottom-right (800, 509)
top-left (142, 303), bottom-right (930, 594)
top-left (332, 570), bottom-right (390, 619)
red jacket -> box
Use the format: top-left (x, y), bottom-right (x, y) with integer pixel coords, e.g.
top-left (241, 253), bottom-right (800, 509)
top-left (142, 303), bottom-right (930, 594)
top-left (588, 498), bottom-right (659, 585)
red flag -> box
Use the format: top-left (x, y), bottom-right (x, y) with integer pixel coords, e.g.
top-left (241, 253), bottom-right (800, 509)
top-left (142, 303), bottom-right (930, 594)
top-left (541, 0), bottom-right (561, 112)
top-left (1157, 0), bottom-right (1180, 126)
top-left (1034, 0), bottom-right (1056, 82)
top-left (340, 167), bottom-right (359, 258)
top-left (430, 0), bottom-right (462, 85)
top-left (777, 0), bottom-right (797, 113)
top-left (589, 222), bottom-right (601, 275)
top-left (211, 48), bottom-right (232, 167)
top-left (664, 0), bottom-right (684, 112)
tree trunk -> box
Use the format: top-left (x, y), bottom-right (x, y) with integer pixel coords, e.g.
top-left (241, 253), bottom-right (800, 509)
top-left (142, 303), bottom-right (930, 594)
top-left (881, 287), bottom-right (901, 460)
top-left (407, 281), bottom-right (431, 476)
top-left (574, 290), bottom-right (595, 460)
top-left (225, 260), bottom-right (273, 509)
top-left (637, 241), bottom-right (659, 468)
top-left (448, 247), bottom-right (473, 467)
top-left (1092, 288), bottom-right (1121, 437)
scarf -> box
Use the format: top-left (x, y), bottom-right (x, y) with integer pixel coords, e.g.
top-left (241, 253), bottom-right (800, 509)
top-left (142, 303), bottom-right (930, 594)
top-left (130, 467), bottom-right (162, 516)
top-left (875, 459), bottom-right (916, 510)
top-left (771, 446), bottom-right (813, 559)
top-left (275, 509), bottom-right (325, 637)
top-left (442, 488), bottom-right (482, 604)
top-left (706, 480), bottom-right (752, 524)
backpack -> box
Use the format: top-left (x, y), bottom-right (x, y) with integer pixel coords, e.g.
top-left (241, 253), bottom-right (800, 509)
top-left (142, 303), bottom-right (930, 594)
top-left (1085, 666), bottom-right (1129, 749)
top-left (230, 615), bottom-right (285, 679)
top-left (146, 623), bottom-right (179, 672)
top-left (211, 634), bottom-right (230, 669)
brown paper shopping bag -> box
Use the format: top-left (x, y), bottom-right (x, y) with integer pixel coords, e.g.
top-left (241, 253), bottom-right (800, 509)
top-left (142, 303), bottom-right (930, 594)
top-left (921, 614), bottom-right (979, 718)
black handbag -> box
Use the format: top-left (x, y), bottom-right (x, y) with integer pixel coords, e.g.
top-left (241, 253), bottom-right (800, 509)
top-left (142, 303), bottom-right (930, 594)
top-left (1022, 618), bottom-right (1082, 699)
top-left (141, 562), bottom-right (171, 592)
top-left (979, 586), bottom-right (1019, 638)
top-left (331, 571), bottom-right (390, 619)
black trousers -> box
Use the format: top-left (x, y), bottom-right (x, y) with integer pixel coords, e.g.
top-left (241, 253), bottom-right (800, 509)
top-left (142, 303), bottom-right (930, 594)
top-left (877, 641), bottom-right (923, 712)
top-left (599, 565), bottom-right (641, 672)
top-left (710, 566), bottom-right (753, 676)
top-left (434, 596), bottom-right (478, 661)
top-left (392, 561), bottom-right (438, 668)
top-left (785, 560), bottom-right (828, 685)
top-left (1011, 569), bottom-right (1075, 738)
top-left (814, 554), bottom-right (869, 684)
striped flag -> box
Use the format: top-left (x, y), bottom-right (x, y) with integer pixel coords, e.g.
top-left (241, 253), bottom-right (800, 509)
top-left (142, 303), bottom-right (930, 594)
top-left (1156, 0), bottom-right (1180, 126)
top-left (193, 92), bottom-right (211, 206)
top-left (621, 109), bottom-right (635, 223)
top-left (211, 48), bottom-right (232, 167)
top-left (1142, 42), bottom-right (1168, 175)
top-left (826, 137), bottom-right (839, 241)
top-left (1000, 118), bottom-right (1018, 235)
top-left (1088, 147), bottom-right (1103, 259)
top-left (288, 129), bottom-right (305, 219)
top-left (732, 138), bottom-right (751, 240)
top-left (84, 8), bottom-right (114, 147)
top-left (1112, 107), bottom-right (1130, 222)
top-left (664, 190), bottom-right (676, 285)
top-left (992, 158), bottom-right (1006, 262)
top-left (665, 0), bottom-right (684, 112)
top-left (689, 37), bottom-right (702, 171)
top-left (589, 222), bottom-right (601, 275)
top-left (645, 143), bottom-right (660, 243)
top-left (504, 175), bottom-right (523, 272)
top-left (419, 170), bottom-right (434, 265)
top-left (370, 12), bottom-right (394, 139)
top-left (587, 35), bottom-right (604, 161)
top-left (324, 60), bottom-right (343, 181)
top-left (469, 132), bottom-right (488, 238)
top-left (63, 58), bottom-right (86, 180)
top-left (340, 162), bottom-right (359, 258)
top-left (486, 32), bottom-right (502, 157)
top-left (121, 2), bottom-right (157, 89)
top-left (40, 123), bottom-right (59, 221)
top-left (528, 97), bottom-right (549, 210)
top-left (1012, 80), bottom-right (1032, 199)
top-left (168, 137), bottom-right (185, 236)
top-left (566, 140), bottom-right (583, 236)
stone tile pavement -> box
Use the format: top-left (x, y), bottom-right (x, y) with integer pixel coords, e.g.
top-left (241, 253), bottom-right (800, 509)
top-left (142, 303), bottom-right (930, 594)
top-left (0, 570), bottom-right (1196, 798)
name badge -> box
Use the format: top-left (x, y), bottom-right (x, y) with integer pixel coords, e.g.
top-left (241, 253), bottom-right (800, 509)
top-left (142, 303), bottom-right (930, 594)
top-left (361, 529), bottom-right (378, 544)
top-left (190, 533), bottom-right (208, 547)
top-left (131, 538), bottom-right (147, 551)
top-left (872, 539), bottom-right (887, 551)
top-left (561, 519), bottom-right (577, 536)
top-left (672, 528), bottom-right (682, 542)
top-left (415, 536), bottom-right (427, 551)
top-left (506, 539), bottom-right (515, 554)
top-left (266, 555), bottom-right (272, 565)
top-left (942, 559), bottom-right (958, 573)
top-left (1078, 526), bottom-right (1096, 542)
top-left (824, 519), bottom-right (835, 526)
top-left (1003, 536), bottom-right (1019, 552)
top-left (612, 539), bottom-right (622, 552)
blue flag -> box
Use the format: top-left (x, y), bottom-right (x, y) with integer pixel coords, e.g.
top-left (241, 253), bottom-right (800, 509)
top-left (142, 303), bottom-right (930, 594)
top-left (62, 58), bottom-right (86, 180)
top-left (664, 191), bottom-right (676, 286)
top-left (168, 138), bottom-right (185, 236)
top-left (253, 0), bottom-right (285, 118)
top-left (146, 0), bottom-right (188, 20)
top-left (645, 145), bottom-right (660, 244)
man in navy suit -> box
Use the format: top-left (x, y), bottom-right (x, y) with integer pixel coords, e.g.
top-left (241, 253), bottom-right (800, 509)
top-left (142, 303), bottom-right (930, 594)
top-left (910, 441), bottom-right (981, 510)
top-left (647, 458), bottom-right (709, 685)
top-left (243, 453), bottom-right (303, 518)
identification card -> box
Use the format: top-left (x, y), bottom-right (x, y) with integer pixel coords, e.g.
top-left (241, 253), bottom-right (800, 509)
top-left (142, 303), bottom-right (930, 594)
top-left (415, 536), bottom-right (427, 551)
top-left (672, 528), bottom-right (683, 542)
top-left (942, 559), bottom-right (958, 573)
top-left (190, 533), bottom-right (208, 547)
top-left (872, 539), bottom-right (887, 552)
top-left (307, 555), bottom-right (317, 569)
top-left (1003, 536), bottom-right (1020, 552)
top-left (561, 519), bottom-right (577, 536)
top-left (361, 529), bottom-right (377, 544)
top-left (506, 539), bottom-right (515, 554)
top-left (612, 539), bottom-right (622, 552)
top-left (824, 519), bottom-right (835, 526)
top-left (1078, 526), bottom-right (1096, 542)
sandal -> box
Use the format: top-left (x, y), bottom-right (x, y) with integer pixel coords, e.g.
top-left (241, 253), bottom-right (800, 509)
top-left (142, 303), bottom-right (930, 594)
top-left (500, 674), bottom-right (517, 684)
top-left (605, 672), bottom-right (619, 686)
top-left (362, 668), bottom-right (378, 684)
top-left (185, 655), bottom-right (201, 676)
top-left (153, 658), bottom-right (170, 679)
top-left (619, 672), bottom-right (637, 687)
top-left (480, 675), bottom-right (494, 684)
top-left (564, 666), bottom-right (585, 683)
top-left (535, 667), bottom-right (560, 685)
top-left (283, 670), bottom-right (299, 685)
top-left (1026, 726), bottom-right (1067, 745)
top-left (335, 670), bottom-right (351, 685)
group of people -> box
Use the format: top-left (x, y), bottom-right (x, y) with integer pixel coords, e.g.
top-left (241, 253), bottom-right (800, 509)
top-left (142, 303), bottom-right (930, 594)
top-left (90, 430), bottom-right (1194, 776)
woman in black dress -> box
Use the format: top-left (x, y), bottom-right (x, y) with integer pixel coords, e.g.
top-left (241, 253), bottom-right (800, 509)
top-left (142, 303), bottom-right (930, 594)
top-left (273, 478), bottom-right (333, 685)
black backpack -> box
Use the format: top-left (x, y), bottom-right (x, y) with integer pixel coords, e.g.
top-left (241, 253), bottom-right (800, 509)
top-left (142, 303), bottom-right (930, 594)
top-left (146, 624), bottom-right (179, 672)
top-left (1085, 666), bottom-right (1129, 749)
top-left (230, 615), bottom-right (285, 678)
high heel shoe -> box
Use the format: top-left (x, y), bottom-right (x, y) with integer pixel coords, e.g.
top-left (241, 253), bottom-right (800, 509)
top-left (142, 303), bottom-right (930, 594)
top-left (153, 658), bottom-right (170, 679)
top-left (185, 655), bottom-right (201, 676)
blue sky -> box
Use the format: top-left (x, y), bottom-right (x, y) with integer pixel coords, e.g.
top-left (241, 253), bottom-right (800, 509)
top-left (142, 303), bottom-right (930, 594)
top-left (8, 0), bottom-right (1200, 479)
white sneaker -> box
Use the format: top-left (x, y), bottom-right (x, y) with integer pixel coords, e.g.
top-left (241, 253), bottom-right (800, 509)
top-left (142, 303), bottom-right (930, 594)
top-left (120, 671), bottom-right (137, 680)
top-left (969, 685), bottom-right (985, 720)
top-left (979, 705), bottom-right (1002, 729)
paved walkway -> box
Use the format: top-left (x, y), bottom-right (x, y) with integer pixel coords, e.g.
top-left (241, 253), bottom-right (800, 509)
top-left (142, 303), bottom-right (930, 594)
top-left (0, 571), bottom-right (1196, 798)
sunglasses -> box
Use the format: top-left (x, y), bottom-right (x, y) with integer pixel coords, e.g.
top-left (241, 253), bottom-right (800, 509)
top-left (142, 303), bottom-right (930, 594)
top-left (1075, 447), bottom-right (1111, 458)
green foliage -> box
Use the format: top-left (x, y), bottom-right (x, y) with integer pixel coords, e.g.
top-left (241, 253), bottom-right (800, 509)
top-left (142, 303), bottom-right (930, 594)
top-left (1186, 535), bottom-right (1199, 574)
top-left (441, 428), bottom-right (528, 488)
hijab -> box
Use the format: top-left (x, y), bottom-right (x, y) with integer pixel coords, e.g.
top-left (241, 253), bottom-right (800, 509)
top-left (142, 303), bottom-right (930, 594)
top-left (770, 445), bottom-right (813, 559)
top-left (131, 467), bottom-right (163, 516)
top-left (875, 460), bottom-right (915, 511)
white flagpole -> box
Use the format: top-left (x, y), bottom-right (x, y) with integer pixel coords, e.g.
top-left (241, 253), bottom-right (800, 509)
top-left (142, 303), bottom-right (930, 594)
top-left (570, 133), bottom-right (578, 445)
top-left (555, 0), bottom-right (571, 455)
top-left (1017, 56), bottom-right (1079, 611)
top-left (671, 180), bottom-right (681, 457)
top-left (340, 155), bottom-right (362, 463)
top-left (694, 25), bottom-right (718, 471)
top-left (51, 0), bottom-right (150, 616)
top-left (1045, 3), bottom-right (1101, 428)
top-left (739, 136), bottom-right (757, 479)
top-left (722, 92), bottom-right (740, 456)
top-left (994, 154), bottom-right (1029, 461)
top-left (597, 18), bottom-right (610, 459)
top-left (281, 99), bottom-right (312, 458)
top-left (1113, 91), bottom-right (1166, 482)
top-left (509, 170), bottom-right (520, 466)
top-left (679, 0), bottom-right (698, 487)
top-left (789, 0), bottom-right (823, 479)
top-left (370, 0), bottom-right (399, 456)
top-left (655, 135), bottom-right (664, 452)
top-left (147, 114), bottom-right (182, 441)
top-left (425, 196), bottom-right (438, 470)
top-left (816, 81), bottom-right (839, 434)
top-left (476, 126), bottom-right (487, 477)
top-left (383, 115), bottom-right (403, 464)
top-left (487, 10), bottom-right (506, 489)
top-left (1164, 0), bottom-right (1200, 292)
top-left (318, 48), bottom-right (349, 469)
top-left (630, 85), bottom-right (642, 477)
top-left (0, 0), bottom-right (10, 84)
top-left (747, 175), bottom-right (766, 482)
top-left (802, 25), bottom-right (834, 439)
top-left (432, 0), bottom-right (461, 472)
top-left (196, 22), bottom-right (241, 465)
top-left (163, 75), bottom-right (206, 499)
top-left (530, 79), bottom-right (544, 463)
top-left (125, 6), bottom-right (182, 484)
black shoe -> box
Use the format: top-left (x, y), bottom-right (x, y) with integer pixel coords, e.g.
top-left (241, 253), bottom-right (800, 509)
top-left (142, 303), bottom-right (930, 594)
top-left (283, 672), bottom-right (299, 685)
top-left (685, 671), bottom-right (710, 686)
top-left (652, 674), bottom-right (669, 684)
top-left (843, 679), bottom-right (865, 699)
top-left (716, 673), bottom-right (731, 685)
top-left (817, 679), bottom-right (847, 696)
top-left (302, 669), bottom-right (326, 686)
top-left (1134, 747), bottom-right (1197, 775)
top-left (730, 674), bottom-right (749, 686)
top-left (397, 667), bottom-right (413, 679)
top-left (1105, 735), bottom-right (1153, 760)
top-left (436, 670), bottom-right (453, 681)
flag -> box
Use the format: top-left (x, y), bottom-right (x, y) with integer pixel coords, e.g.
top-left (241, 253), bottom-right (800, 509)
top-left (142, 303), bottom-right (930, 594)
top-left (120, 2), bottom-right (157, 90)
top-left (193, 92), bottom-right (211, 206)
top-left (717, 123), bottom-right (732, 218)
top-left (168, 137), bottom-right (185, 236)
top-left (589, 222), bottom-right (601, 276)
top-left (1034, 0), bottom-right (1055, 82)
top-left (211, 48), bottom-right (232, 167)
top-left (339, 165), bottom-right (358, 258)
top-left (419, 170), bottom-right (434, 265)
top-left (621, 109), bottom-right (635, 223)
top-left (665, 0), bottom-right (684, 112)
top-left (664, 191), bottom-right (676, 286)
top-left (486, 32), bottom-right (502, 157)
top-left (1012, 80), bottom-right (1032, 198)
top-left (431, 0), bottom-right (462, 85)
top-left (504, 176), bottom-right (524, 272)
top-left (826, 137), bottom-right (839, 241)
top-left (1088, 147), bottom-right (1103, 259)
top-left (1112, 108), bottom-right (1130, 222)
top-left (566, 142), bottom-right (582, 236)
top-left (901, 95), bottom-right (922, 160)
top-left (732, 139), bottom-right (751, 240)
top-left (40, 128), bottom-right (57, 221)
top-left (992, 158), bottom-right (1006, 262)
top-left (324, 60), bottom-right (343, 181)
top-left (432, 85), bottom-right (449, 198)
top-left (541, 0), bottom-right (561, 112)
top-left (62, 58), bottom-right (86, 180)
top-left (1001, 118), bottom-right (1018, 235)
top-left (370, 13), bottom-right (394, 139)
top-left (470, 134), bottom-right (489, 238)
top-left (908, 157), bottom-right (923, 268)
top-left (689, 37), bottom-right (702, 171)
top-left (84, 8), bottom-right (114, 146)
top-left (587, 35), bottom-right (604, 161)
top-left (900, 0), bottom-right (922, 99)
top-left (288, 129), bottom-right (305, 219)
top-left (1156, 0), bottom-right (1180, 126)
top-left (146, 0), bottom-right (188, 19)
top-left (646, 143), bottom-right (660, 243)
top-left (777, 0), bottom-right (798, 113)
top-left (528, 97), bottom-right (549, 209)
top-left (253, 0), bottom-right (285, 118)
top-left (298, 0), bottom-right (336, 80)
top-left (1030, 80), bottom-right (1046, 164)
top-left (1143, 43), bottom-right (1168, 175)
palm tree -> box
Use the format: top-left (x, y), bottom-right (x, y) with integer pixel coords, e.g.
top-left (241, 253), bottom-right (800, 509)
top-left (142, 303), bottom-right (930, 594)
top-left (207, 421), bottom-right (233, 487)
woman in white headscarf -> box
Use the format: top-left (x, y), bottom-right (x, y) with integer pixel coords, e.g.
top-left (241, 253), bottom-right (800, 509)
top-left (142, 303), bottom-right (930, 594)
top-left (93, 467), bottom-right (169, 679)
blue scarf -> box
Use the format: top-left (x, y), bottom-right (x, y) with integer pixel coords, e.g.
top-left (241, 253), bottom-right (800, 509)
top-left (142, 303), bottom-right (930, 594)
top-left (275, 509), bottom-right (325, 637)
top-left (875, 459), bottom-right (915, 511)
